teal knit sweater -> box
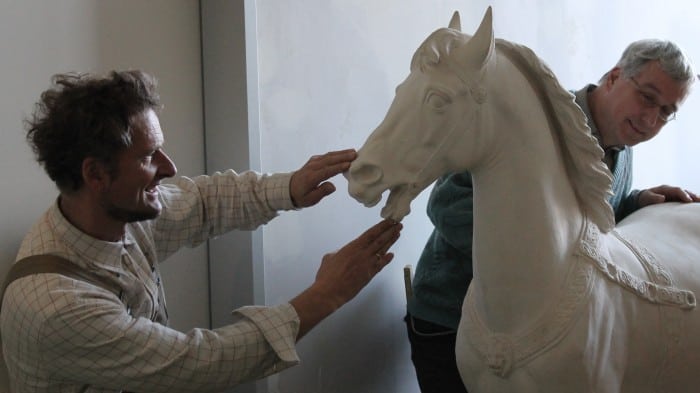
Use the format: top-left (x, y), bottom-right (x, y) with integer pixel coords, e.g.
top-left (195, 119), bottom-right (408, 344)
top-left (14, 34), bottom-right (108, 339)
top-left (407, 85), bottom-right (640, 329)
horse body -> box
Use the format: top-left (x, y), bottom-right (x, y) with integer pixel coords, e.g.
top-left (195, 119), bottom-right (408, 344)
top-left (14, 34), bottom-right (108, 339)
top-left (345, 7), bottom-right (700, 392)
top-left (461, 204), bottom-right (700, 392)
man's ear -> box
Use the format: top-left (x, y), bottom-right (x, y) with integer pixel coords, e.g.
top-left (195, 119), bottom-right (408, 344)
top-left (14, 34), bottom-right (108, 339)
top-left (606, 67), bottom-right (622, 88)
top-left (82, 157), bottom-right (110, 192)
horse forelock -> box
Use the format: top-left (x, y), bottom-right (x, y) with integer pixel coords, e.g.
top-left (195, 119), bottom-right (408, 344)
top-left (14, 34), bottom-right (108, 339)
top-left (410, 28), bottom-right (469, 73)
top-left (495, 39), bottom-right (615, 232)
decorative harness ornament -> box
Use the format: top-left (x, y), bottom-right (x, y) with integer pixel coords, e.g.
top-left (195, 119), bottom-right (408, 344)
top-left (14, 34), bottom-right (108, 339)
top-left (463, 217), bottom-right (696, 378)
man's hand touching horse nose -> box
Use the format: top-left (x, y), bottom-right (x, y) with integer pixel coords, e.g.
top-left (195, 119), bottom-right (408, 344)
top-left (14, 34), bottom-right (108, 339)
top-left (290, 149), bottom-right (358, 207)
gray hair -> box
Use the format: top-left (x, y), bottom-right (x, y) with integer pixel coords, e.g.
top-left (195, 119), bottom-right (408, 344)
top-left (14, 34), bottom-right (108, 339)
top-left (600, 39), bottom-right (697, 86)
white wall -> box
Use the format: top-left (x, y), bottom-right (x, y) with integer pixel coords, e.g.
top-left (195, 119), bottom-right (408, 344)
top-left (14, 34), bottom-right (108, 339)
top-left (0, 1), bottom-right (207, 390)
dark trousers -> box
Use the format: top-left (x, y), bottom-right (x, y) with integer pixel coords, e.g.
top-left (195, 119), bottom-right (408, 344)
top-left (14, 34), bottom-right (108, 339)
top-left (405, 313), bottom-right (468, 393)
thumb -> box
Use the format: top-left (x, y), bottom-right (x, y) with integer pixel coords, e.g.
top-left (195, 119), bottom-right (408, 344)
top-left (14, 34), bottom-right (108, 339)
top-left (301, 182), bottom-right (336, 207)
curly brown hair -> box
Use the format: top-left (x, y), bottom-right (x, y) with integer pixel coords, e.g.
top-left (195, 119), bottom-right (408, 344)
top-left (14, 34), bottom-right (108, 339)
top-left (26, 70), bottom-right (161, 192)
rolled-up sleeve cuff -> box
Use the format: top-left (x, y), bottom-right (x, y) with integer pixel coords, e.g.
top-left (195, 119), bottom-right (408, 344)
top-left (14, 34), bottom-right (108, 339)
top-left (263, 173), bottom-right (297, 211)
top-left (233, 304), bottom-right (300, 364)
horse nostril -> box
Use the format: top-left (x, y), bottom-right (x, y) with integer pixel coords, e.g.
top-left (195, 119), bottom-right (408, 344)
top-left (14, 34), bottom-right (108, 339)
top-left (350, 163), bottom-right (383, 186)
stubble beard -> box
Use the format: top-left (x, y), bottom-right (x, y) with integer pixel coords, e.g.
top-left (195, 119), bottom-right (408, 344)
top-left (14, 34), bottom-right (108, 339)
top-left (101, 194), bottom-right (161, 223)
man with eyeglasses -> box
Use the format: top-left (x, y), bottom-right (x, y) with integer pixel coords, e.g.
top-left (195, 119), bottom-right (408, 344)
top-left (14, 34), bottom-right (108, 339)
top-left (577, 39), bottom-right (700, 221)
top-left (404, 38), bottom-right (699, 393)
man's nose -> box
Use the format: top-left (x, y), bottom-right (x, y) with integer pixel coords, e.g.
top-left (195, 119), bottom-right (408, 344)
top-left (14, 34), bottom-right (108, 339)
top-left (156, 150), bottom-right (177, 178)
top-left (641, 106), bottom-right (661, 127)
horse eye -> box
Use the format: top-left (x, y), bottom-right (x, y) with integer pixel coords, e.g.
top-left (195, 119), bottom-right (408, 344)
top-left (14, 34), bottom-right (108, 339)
top-left (427, 93), bottom-right (450, 111)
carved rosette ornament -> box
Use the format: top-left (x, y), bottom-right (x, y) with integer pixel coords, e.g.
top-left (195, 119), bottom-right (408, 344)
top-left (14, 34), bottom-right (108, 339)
top-left (485, 333), bottom-right (515, 377)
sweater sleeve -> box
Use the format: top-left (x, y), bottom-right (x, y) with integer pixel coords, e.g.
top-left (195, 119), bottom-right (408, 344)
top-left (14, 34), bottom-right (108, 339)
top-left (615, 189), bottom-right (641, 222)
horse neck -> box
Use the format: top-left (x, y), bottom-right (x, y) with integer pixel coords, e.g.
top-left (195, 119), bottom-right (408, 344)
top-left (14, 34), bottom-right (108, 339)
top-left (468, 53), bottom-right (585, 333)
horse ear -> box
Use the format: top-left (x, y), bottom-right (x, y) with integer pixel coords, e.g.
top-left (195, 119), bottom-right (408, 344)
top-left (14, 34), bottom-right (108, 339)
top-left (455, 6), bottom-right (495, 73)
top-left (448, 11), bottom-right (461, 31)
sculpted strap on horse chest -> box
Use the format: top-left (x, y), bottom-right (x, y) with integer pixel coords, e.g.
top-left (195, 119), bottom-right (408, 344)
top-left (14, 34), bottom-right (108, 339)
top-left (462, 219), bottom-right (597, 378)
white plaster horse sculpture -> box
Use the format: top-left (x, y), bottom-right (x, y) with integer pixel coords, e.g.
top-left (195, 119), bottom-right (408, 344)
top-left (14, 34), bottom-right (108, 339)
top-left (345, 7), bottom-right (700, 393)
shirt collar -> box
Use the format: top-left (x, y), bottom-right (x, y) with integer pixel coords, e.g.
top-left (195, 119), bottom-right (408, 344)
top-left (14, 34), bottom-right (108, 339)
top-left (48, 200), bottom-right (131, 272)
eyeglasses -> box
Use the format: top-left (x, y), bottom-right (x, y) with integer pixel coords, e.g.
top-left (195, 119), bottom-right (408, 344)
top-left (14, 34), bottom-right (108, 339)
top-left (628, 76), bottom-right (676, 123)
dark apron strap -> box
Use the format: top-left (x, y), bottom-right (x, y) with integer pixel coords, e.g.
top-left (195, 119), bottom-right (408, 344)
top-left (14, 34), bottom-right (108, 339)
top-left (2, 254), bottom-right (121, 307)
top-left (2, 255), bottom-right (137, 393)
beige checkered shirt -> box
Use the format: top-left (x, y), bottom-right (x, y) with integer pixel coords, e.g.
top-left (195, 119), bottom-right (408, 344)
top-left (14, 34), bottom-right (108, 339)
top-left (1, 170), bottom-right (301, 392)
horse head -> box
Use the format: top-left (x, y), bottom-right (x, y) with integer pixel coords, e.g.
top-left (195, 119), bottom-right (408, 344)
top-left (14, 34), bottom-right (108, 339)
top-left (346, 7), bottom-right (496, 221)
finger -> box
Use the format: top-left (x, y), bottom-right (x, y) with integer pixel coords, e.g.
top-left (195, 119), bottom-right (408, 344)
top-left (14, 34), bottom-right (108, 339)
top-left (370, 220), bottom-right (402, 248)
top-left (373, 252), bottom-right (395, 273)
top-left (299, 182), bottom-right (337, 206)
top-left (374, 227), bottom-right (402, 256)
top-left (311, 149), bottom-right (357, 167)
top-left (352, 220), bottom-right (397, 249)
top-left (321, 161), bottom-right (354, 181)
top-left (305, 161), bottom-right (354, 185)
top-left (367, 248), bottom-right (395, 272)
top-left (369, 230), bottom-right (402, 272)
top-left (687, 190), bottom-right (700, 202)
top-left (662, 188), bottom-right (690, 202)
top-left (306, 149), bottom-right (357, 168)
top-left (680, 189), bottom-right (693, 202)
top-left (321, 149), bottom-right (358, 163)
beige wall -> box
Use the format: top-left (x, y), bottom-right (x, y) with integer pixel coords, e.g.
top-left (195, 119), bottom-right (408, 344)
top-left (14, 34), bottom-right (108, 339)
top-left (0, 1), bottom-right (207, 389)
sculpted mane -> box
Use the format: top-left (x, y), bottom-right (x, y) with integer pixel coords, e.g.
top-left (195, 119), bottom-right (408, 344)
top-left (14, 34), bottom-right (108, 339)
top-left (494, 39), bottom-right (615, 232)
